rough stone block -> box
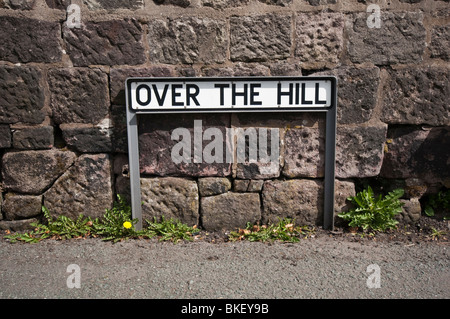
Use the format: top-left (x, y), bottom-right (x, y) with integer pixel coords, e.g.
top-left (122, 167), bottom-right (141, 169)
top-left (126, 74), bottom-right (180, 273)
top-left (0, 16), bottom-right (62, 63)
top-left (63, 19), bottom-right (146, 66)
top-left (45, 0), bottom-right (70, 9)
top-left (154, 0), bottom-right (191, 7)
top-left (258, 0), bottom-right (291, 5)
top-left (230, 14), bottom-right (291, 62)
top-left (48, 68), bottom-right (109, 125)
top-left (2, 0), bottom-right (36, 9)
top-left (148, 17), bottom-right (227, 64)
top-left (381, 67), bottom-right (450, 126)
top-left (262, 179), bottom-right (323, 226)
top-left (44, 154), bottom-right (113, 219)
top-left (380, 126), bottom-right (450, 185)
top-left (198, 177), bottom-right (231, 196)
top-left (201, 192), bottom-right (261, 231)
top-left (138, 114), bottom-right (231, 177)
top-left (83, 0), bottom-right (144, 10)
top-left (141, 177), bottom-right (199, 226)
top-left (3, 194), bottom-right (42, 220)
top-left (0, 66), bottom-right (45, 125)
top-left (347, 12), bottom-right (426, 65)
top-left (12, 126), bottom-right (54, 150)
top-left (111, 105), bottom-right (128, 153)
top-left (202, 63), bottom-right (270, 77)
top-left (0, 125), bottom-right (11, 148)
top-left (295, 12), bottom-right (344, 69)
top-left (283, 124), bottom-right (387, 179)
top-left (110, 67), bottom-right (174, 105)
top-left (201, 0), bottom-right (249, 9)
top-left (430, 24), bottom-right (450, 60)
top-left (336, 125), bottom-right (387, 179)
top-left (1, 150), bottom-right (76, 194)
top-left (60, 123), bottom-right (113, 153)
top-left (316, 66), bottom-right (380, 124)
top-left (398, 198), bottom-right (421, 224)
top-left (0, 218), bottom-right (39, 231)
top-left (233, 179), bottom-right (250, 192)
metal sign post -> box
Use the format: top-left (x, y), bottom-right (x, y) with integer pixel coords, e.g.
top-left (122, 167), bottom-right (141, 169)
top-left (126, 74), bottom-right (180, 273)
top-left (125, 76), bottom-right (337, 230)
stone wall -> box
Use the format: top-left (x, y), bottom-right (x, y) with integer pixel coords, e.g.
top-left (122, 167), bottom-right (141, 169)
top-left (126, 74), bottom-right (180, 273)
top-left (0, 0), bottom-right (448, 231)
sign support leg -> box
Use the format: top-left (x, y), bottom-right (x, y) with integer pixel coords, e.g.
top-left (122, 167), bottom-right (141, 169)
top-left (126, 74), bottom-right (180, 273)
top-left (126, 105), bottom-right (143, 231)
top-left (323, 98), bottom-right (337, 230)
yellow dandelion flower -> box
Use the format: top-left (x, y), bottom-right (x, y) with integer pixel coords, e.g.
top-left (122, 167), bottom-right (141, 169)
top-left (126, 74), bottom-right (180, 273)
top-left (123, 221), bottom-right (132, 229)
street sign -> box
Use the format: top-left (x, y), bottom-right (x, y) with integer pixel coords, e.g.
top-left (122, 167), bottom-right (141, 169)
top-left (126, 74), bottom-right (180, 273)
top-left (125, 76), bottom-right (337, 230)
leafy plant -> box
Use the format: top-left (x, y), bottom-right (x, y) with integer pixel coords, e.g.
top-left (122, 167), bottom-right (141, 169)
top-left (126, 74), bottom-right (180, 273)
top-left (338, 186), bottom-right (404, 232)
top-left (229, 218), bottom-right (315, 243)
top-left (423, 189), bottom-right (450, 217)
top-left (145, 216), bottom-right (200, 243)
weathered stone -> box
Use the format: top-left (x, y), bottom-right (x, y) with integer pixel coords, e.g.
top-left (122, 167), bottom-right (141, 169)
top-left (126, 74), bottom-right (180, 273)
top-left (268, 61), bottom-right (302, 76)
top-left (283, 124), bottom-right (387, 179)
top-left (248, 180), bottom-right (264, 192)
top-left (201, 0), bottom-right (248, 9)
top-left (60, 123), bottom-right (113, 153)
top-left (347, 12), bottom-right (426, 65)
top-left (48, 68), bottom-right (109, 125)
top-left (83, 0), bottom-right (144, 10)
top-left (230, 14), bottom-right (291, 62)
top-left (336, 125), bottom-right (387, 179)
top-left (138, 114), bottom-right (231, 177)
top-left (295, 12), bottom-right (344, 69)
top-left (334, 180), bottom-right (356, 219)
top-left (382, 67), bottom-right (450, 126)
top-left (258, 0), bottom-right (292, 5)
top-left (0, 66), bottom-right (45, 124)
top-left (12, 126), bottom-right (54, 150)
top-left (202, 63), bottom-right (270, 77)
top-left (141, 177), bottom-right (199, 226)
top-left (148, 17), bottom-right (228, 64)
top-left (380, 126), bottom-right (450, 184)
top-left (316, 67), bottom-right (380, 124)
top-left (45, 0), bottom-right (70, 9)
top-left (198, 177), bottom-right (231, 196)
top-left (0, 125), bottom-right (11, 148)
top-left (262, 179), bottom-right (323, 226)
top-left (0, 218), bottom-right (39, 231)
top-left (283, 127), bottom-right (324, 178)
top-left (153, 0), bottom-right (191, 7)
top-left (2, 0), bottom-right (36, 9)
top-left (430, 25), bottom-right (450, 60)
top-left (110, 67), bottom-right (174, 105)
top-left (111, 105), bottom-right (128, 153)
top-left (306, 0), bottom-right (336, 5)
top-left (0, 16), bottom-right (62, 63)
top-left (44, 154), bottom-right (113, 219)
top-left (201, 192), bottom-right (260, 231)
top-left (63, 19), bottom-right (146, 66)
top-left (233, 179), bottom-right (250, 192)
top-left (398, 198), bottom-right (421, 224)
top-left (1, 150), bottom-right (76, 194)
top-left (3, 194), bottom-right (42, 220)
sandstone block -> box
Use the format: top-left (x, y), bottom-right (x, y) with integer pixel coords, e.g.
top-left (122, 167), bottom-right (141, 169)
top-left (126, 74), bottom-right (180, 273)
top-left (0, 66), bottom-right (45, 125)
top-left (316, 67), bottom-right (380, 124)
top-left (0, 16), bottom-right (62, 63)
top-left (45, 0), bottom-right (70, 9)
top-left (83, 0), bottom-right (144, 10)
top-left (2, 0), bottom-right (36, 9)
top-left (262, 179), bottom-right (323, 226)
top-left (230, 14), bottom-right (291, 62)
top-left (141, 177), bottom-right (199, 226)
top-left (295, 12), bottom-right (344, 69)
top-left (380, 126), bottom-right (450, 184)
top-left (430, 24), bottom-right (450, 60)
top-left (44, 154), bottom-right (113, 219)
top-left (398, 198), bottom-right (421, 224)
top-left (3, 194), bottom-right (42, 220)
top-left (60, 123), bottom-right (113, 153)
top-left (258, 0), bottom-right (291, 5)
top-left (0, 218), bottom-right (39, 231)
top-left (48, 68), bottom-right (109, 125)
top-left (347, 12), bottom-right (426, 65)
top-left (381, 67), bottom-right (450, 126)
top-left (201, 0), bottom-right (249, 9)
top-left (0, 125), bottom-right (11, 148)
top-left (63, 19), bottom-right (146, 66)
top-left (2, 150), bottom-right (76, 195)
top-left (201, 192), bottom-right (260, 231)
top-left (148, 17), bottom-right (228, 64)
top-left (198, 177), bottom-right (231, 196)
top-left (138, 114), bottom-right (231, 177)
top-left (12, 126), bottom-right (54, 150)
top-left (154, 0), bottom-right (191, 7)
